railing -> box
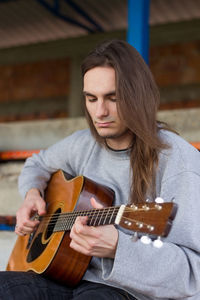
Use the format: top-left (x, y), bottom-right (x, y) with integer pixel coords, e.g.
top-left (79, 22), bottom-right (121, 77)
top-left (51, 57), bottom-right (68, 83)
top-left (0, 150), bottom-right (40, 161)
top-left (191, 142), bottom-right (200, 151)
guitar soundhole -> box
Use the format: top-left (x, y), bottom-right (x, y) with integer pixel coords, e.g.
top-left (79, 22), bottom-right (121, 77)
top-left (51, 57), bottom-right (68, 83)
top-left (45, 208), bottom-right (61, 240)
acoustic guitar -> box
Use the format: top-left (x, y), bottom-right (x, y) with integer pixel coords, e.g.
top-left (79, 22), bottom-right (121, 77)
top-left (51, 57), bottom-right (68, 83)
top-left (6, 170), bottom-right (177, 286)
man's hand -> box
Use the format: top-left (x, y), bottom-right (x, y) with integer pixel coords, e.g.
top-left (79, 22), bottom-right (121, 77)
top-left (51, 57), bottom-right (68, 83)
top-left (69, 197), bottom-right (119, 258)
top-left (15, 188), bottom-right (46, 236)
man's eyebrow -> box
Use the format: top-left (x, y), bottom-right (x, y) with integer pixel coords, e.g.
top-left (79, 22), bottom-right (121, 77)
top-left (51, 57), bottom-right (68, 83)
top-left (105, 91), bottom-right (116, 97)
top-left (83, 91), bottom-right (95, 97)
top-left (83, 91), bottom-right (116, 97)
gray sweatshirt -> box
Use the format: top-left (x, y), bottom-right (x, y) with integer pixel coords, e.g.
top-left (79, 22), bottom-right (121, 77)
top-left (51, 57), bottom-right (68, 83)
top-left (18, 129), bottom-right (200, 300)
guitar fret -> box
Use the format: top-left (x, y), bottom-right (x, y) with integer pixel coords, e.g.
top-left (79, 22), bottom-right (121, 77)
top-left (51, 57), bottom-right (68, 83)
top-left (97, 209), bottom-right (104, 226)
top-left (70, 214), bottom-right (76, 229)
top-left (88, 210), bottom-right (94, 226)
top-left (96, 208), bottom-right (109, 226)
top-left (91, 209), bottom-right (100, 226)
top-left (109, 207), bottom-right (116, 224)
top-left (103, 207), bottom-right (110, 225)
top-left (53, 213), bottom-right (73, 232)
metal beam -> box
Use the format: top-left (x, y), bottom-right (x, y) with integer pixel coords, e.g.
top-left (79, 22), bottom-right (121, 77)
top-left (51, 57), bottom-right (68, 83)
top-left (127, 0), bottom-right (150, 64)
top-left (37, 0), bottom-right (96, 33)
top-left (65, 0), bottom-right (103, 32)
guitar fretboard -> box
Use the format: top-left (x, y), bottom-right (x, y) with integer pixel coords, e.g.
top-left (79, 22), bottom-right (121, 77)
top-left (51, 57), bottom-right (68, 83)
top-left (53, 206), bottom-right (121, 232)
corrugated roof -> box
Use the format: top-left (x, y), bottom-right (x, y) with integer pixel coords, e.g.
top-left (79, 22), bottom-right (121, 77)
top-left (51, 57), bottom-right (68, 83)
top-left (0, 0), bottom-right (200, 49)
top-left (150, 0), bottom-right (200, 24)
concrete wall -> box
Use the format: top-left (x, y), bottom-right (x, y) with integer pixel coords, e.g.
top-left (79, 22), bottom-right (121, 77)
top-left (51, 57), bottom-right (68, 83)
top-left (0, 108), bottom-right (199, 151)
top-left (0, 232), bottom-right (17, 270)
top-left (158, 108), bottom-right (200, 142)
top-left (0, 117), bottom-right (88, 151)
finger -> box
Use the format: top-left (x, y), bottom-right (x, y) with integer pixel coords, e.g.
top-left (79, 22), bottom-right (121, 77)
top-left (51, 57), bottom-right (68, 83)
top-left (90, 197), bottom-right (104, 209)
top-left (16, 209), bottom-right (39, 230)
top-left (30, 197), bottom-right (46, 217)
top-left (15, 223), bottom-right (36, 235)
top-left (20, 223), bottom-right (37, 232)
top-left (77, 216), bottom-right (88, 225)
top-left (71, 216), bottom-right (88, 235)
top-left (18, 197), bottom-right (45, 223)
top-left (16, 231), bottom-right (26, 237)
top-left (15, 225), bottom-right (27, 236)
top-left (69, 230), bottom-right (88, 250)
top-left (70, 217), bottom-right (101, 245)
top-left (35, 198), bottom-right (46, 216)
top-left (70, 216), bottom-right (90, 246)
top-left (70, 221), bottom-right (97, 255)
top-left (16, 206), bottom-right (40, 232)
top-left (70, 238), bottom-right (94, 256)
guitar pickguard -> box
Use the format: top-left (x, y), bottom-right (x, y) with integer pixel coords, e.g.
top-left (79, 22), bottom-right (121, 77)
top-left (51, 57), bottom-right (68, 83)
top-left (27, 207), bottom-right (62, 263)
top-left (27, 233), bottom-right (48, 263)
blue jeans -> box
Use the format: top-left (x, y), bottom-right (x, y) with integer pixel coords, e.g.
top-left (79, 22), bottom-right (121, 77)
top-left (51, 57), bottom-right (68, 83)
top-left (0, 271), bottom-right (136, 300)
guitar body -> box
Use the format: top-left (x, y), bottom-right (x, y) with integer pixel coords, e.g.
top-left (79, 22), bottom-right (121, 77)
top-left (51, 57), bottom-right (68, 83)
top-left (7, 170), bottom-right (114, 286)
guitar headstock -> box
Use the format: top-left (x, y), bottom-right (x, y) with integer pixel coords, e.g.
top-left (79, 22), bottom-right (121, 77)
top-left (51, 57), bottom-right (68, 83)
top-left (117, 201), bottom-right (177, 238)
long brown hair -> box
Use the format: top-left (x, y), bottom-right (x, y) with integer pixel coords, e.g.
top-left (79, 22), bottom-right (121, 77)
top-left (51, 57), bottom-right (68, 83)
top-left (81, 39), bottom-right (170, 203)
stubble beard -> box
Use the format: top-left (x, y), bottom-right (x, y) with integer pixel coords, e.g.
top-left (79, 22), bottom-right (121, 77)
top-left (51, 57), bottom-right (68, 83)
top-left (96, 128), bottom-right (131, 142)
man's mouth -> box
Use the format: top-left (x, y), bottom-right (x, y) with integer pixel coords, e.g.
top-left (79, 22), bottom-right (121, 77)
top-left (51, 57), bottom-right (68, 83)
top-left (95, 121), bottom-right (113, 128)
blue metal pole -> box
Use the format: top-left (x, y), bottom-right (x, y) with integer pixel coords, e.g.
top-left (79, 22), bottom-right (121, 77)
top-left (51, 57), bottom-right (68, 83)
top-left (0, 225), bottom-right (15, 231)
top-left (127, 0), bottom-right (150, 64)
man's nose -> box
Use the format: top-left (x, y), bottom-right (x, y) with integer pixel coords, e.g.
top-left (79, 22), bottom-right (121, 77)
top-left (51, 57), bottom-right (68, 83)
top-left (95, 100), bottom-right (109, 118)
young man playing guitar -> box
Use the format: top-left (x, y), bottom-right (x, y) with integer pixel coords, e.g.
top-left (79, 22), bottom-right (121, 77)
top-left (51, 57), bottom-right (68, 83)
top-left (1, 40), bottom-right (200, 300)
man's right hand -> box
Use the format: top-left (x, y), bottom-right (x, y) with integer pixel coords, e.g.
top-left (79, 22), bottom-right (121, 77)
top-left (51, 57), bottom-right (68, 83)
top-left (15, 188), bottom-right (46, 236)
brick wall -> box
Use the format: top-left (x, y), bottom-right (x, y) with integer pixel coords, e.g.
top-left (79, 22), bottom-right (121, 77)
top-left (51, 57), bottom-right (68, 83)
top-left (0, 58), bottom-right (70, 122)
top-left (150, 40), bottom-right (200, 109)
top-left (0, 40), bottom-right (200, 121)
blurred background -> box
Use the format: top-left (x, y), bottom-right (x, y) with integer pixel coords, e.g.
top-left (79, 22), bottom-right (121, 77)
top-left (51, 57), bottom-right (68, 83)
top-left (0, 0), bottom-right (199, 269)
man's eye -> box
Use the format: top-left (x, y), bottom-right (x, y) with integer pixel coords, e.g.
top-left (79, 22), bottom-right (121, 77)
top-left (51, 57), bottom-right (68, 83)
top-left (88, 98), bottom-right (97, 102)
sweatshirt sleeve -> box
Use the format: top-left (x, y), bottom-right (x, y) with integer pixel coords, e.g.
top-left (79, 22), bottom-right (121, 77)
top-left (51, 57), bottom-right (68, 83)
top-left (101, 171), bottom-right (200, 299)
top-left (18, 131), bottom-right (86, 199)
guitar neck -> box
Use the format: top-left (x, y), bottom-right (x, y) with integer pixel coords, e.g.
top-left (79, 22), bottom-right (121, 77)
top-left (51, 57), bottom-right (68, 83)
top-left (53, 206), bottom-right (121, 232)
top-left (44, 201), bottom-right (176, 238)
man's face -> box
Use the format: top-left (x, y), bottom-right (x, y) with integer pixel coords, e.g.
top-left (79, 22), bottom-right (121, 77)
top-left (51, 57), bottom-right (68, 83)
top-left (83, 66), bottom-right (132, 150)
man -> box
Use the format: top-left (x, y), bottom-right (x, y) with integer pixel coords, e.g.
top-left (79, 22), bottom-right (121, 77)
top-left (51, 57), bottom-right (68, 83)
top-left (1, 39), bottom-right (200, 299)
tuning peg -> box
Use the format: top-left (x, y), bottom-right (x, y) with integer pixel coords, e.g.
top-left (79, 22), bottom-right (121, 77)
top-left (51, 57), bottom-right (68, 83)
top-left (155, 197), bottom-right (164, 204)
top-left (153, 237), bottom-right (163, 248)
top-left (131, 232), bottom-right (138, 242)
top-left (140, 235), bottom-right (151, 245)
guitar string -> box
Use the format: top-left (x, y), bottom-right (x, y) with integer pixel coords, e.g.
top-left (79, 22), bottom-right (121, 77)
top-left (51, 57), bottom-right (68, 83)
top-left (39, 206), bottom-right (159, 221)
top-left (40, 216), bottom-right (150, 227)
top-left (37, 207), bottom-right (154, 223)
top-left (39, 211), bottom-right (118, 231)
top-left (38, 216), bottom-right (155, 232)
top-left (37, 209), bottom-right (160, 229)
top-left (37, 207), bottom-right (162, 228)
top-left (39, 211), bottom-right (119, 226)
